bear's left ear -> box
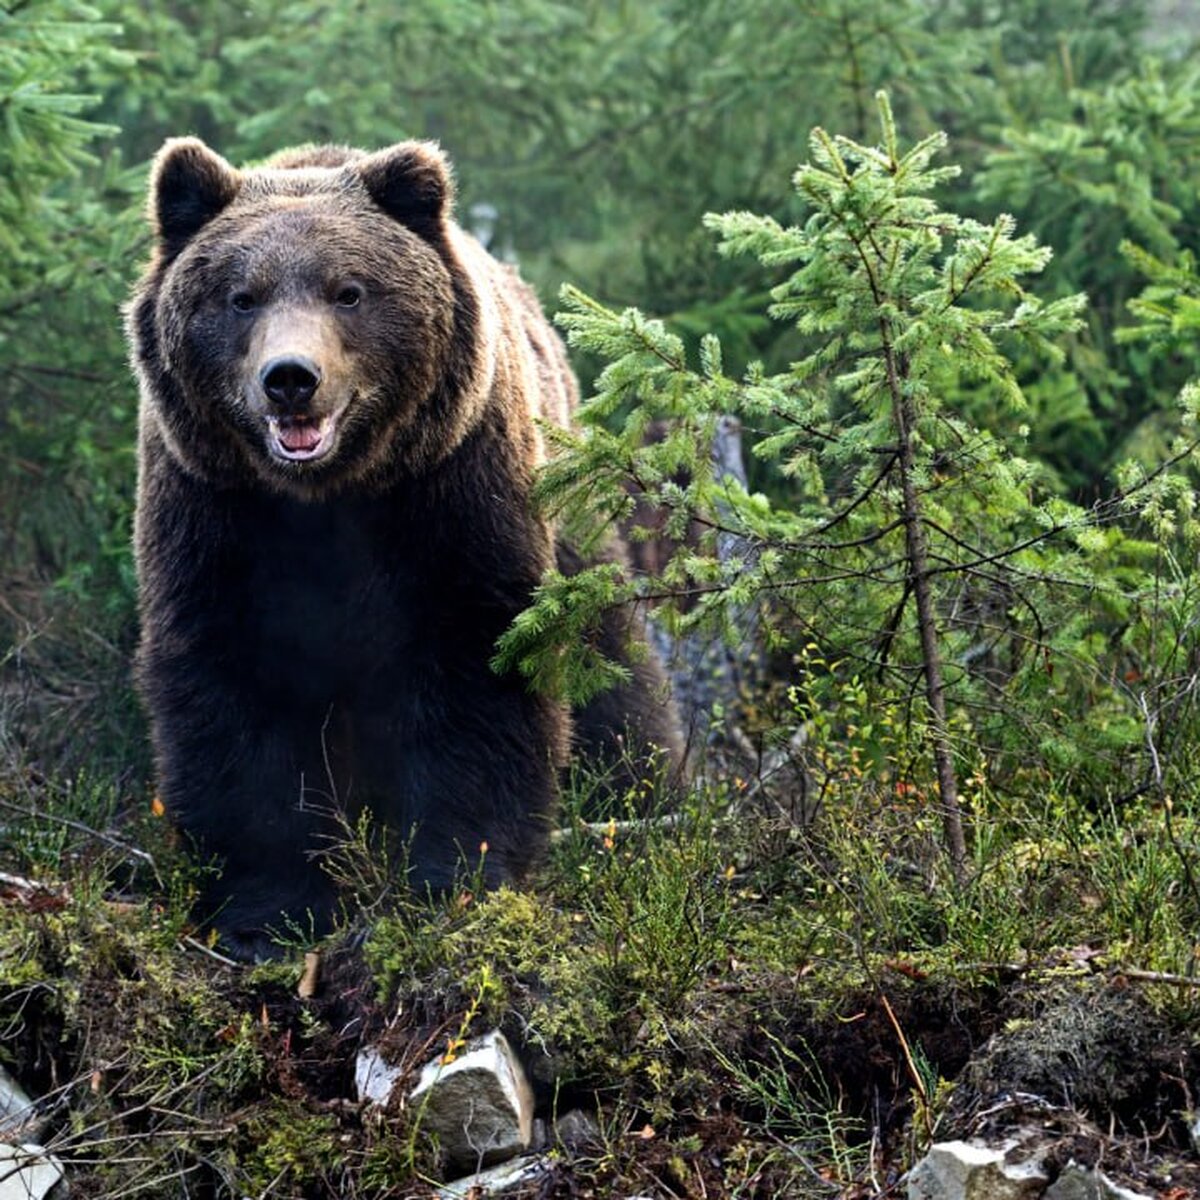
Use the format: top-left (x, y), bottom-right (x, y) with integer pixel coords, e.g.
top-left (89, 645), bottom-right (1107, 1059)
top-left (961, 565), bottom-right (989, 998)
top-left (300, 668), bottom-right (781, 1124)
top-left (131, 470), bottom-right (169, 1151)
top-left (150, 137), bottom-right (241, 255)
top-left (353, 141), bottom-right (454, 236)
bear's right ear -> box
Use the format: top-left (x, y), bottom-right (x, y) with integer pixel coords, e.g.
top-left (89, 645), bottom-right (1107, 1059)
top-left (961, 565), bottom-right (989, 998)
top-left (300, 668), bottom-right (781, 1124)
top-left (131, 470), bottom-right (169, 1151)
top-left (149, 138), bottom-right (240, 255)
top-left (353, 141), bottom-right (453, 237)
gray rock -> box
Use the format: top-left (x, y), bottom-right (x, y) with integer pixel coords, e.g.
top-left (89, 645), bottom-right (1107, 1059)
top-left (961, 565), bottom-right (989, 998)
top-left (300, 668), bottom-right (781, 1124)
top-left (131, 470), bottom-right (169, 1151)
top-left (410, 1030), bottom-right (534, 1171)
top-left (907, 1140), bottom-right (1048, 1200)
top-left (436, 1153), bottom-right (546, 1199)
top-left (530, 1116), bottom-right (548, 1150)
top-left (0, 1068), bottom-right (40, 1140)
top-left (1044, 1163), bottom-right (1154, 1200)
top-left (0, 1143), bottom-right (66, 1199)
top-left (552, 1108), bottom-right (601, 1149)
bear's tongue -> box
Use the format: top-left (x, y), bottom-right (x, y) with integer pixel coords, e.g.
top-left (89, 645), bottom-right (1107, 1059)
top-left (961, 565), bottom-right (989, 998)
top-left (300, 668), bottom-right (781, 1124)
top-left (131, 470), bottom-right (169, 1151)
top-left (277, 420), bottom-right (323, 453)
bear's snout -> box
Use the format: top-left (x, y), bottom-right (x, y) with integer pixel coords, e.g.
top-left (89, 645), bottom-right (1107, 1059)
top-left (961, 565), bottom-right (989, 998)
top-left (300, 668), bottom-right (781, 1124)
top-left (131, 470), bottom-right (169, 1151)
top-left (260, 355), bottom-right (322, 413)
top-left (257, 354), bottom-right (341, 462)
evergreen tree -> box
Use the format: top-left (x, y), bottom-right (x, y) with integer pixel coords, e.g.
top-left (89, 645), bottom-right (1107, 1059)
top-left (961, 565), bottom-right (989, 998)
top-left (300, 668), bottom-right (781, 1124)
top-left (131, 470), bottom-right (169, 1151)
top-left (499, 95), bottom-right (1168, 878)
top-left (0, 0), bottom-right (144, 766)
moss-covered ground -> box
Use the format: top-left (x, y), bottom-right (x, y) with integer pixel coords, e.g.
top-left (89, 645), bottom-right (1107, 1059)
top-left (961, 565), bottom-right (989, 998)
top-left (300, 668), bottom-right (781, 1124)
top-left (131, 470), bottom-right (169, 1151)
top-left (4, 732), bottom-right (1200, 1198)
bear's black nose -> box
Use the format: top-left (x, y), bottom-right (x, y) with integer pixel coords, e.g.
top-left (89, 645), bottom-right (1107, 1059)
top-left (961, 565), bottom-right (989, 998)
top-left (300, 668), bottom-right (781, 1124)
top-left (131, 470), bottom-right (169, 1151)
top-left (260, 356), bottom-right (322, 411)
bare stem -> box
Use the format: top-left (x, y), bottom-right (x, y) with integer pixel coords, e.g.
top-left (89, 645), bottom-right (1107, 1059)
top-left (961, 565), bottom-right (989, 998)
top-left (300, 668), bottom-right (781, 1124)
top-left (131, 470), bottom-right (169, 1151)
top-left (882, 328), bottom-right (968, 885)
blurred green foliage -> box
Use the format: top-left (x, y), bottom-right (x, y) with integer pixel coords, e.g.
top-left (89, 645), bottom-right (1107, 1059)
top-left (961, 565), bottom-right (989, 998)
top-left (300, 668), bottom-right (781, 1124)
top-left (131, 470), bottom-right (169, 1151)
top-left (1, 0), bottom-right (1198, 775)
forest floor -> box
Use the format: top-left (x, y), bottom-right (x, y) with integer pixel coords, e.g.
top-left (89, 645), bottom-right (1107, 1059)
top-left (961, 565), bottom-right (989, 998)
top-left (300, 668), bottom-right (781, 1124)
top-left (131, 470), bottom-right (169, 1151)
top-left (4, 743), bottom-right (1200, 1199)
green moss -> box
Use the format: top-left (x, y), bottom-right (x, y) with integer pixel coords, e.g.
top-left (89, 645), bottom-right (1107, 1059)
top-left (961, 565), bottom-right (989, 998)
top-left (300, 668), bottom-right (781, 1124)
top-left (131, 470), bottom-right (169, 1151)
top-left (0, 915), bottom-right (48, 991)
top-left (236, 1101), bottom-right (341, 1192)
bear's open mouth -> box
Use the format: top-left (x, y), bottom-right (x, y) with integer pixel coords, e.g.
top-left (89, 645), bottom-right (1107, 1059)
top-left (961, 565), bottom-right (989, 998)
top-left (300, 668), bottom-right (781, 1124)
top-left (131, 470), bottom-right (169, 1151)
top-left (267, 415), bottom-right (336, 463)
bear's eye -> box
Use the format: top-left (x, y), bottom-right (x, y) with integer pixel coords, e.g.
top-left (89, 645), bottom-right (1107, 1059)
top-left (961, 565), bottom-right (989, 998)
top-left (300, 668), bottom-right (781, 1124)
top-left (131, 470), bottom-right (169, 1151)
top-left (334, 284), bottom-right (364, 309)
top-left (230, 292), bottom-right (257, 314)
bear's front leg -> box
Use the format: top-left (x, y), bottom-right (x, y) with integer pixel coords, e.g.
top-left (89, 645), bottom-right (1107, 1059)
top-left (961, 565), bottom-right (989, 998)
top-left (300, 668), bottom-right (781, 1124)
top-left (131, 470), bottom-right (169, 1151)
top-left (143, 654), bottom-right (345, 960)
top-left (352, 680), bottom-right (565, 895)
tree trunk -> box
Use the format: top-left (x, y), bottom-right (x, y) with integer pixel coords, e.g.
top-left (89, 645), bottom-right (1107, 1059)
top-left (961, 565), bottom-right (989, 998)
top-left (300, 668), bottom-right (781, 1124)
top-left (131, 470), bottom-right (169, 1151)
top-left (887, 351), bottom-right (969, 885)
top-left (651, 415), bottom-right (760, 744)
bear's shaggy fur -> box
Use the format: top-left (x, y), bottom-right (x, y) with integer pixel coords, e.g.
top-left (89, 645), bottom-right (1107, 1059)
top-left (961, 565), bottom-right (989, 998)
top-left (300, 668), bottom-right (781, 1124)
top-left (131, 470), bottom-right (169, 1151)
top-left (127, 138), bottom-right (680, 959)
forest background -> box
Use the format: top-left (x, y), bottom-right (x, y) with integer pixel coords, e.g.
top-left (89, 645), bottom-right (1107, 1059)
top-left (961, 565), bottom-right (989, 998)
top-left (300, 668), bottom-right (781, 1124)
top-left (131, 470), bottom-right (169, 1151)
top-left (4, 0), bottom-right (1200, 782)
top-left (5, 2), bottom-right (1200, 1197)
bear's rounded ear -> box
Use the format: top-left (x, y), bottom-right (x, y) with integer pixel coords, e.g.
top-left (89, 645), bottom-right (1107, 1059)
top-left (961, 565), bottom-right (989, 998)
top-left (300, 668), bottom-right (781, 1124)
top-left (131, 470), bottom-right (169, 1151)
top-left (353, 141), bottom-right (453, 236)
top-left (150, 137), bottom-right (240, 254)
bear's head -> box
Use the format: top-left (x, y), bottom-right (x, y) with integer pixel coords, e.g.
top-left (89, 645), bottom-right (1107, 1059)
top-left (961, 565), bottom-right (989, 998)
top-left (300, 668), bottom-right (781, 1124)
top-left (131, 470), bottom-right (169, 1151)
top-left (129, 138), bottom-right (498, 496)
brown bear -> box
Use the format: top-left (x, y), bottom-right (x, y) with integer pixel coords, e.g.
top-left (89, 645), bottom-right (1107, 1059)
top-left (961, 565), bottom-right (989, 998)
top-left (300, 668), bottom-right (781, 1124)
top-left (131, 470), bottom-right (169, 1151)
top-left (127, 137), bottom-right (681, 960)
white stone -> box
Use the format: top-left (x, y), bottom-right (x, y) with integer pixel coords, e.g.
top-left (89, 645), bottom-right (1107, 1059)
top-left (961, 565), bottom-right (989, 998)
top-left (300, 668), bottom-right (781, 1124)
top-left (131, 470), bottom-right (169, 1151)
top-left (436, 1154), bottom-right (547, 1199)
top-left (0, 1068), bottom-right (40, 1140)
top-left (0, 1143), bottom-right (65, 1200)
top-left (354, 1045), bottom-right (404, 1106)
top-left (410, 1030), bottom-right (534, 1171)
top-left (1044, 1163), bottom-right (1154, 1200)
top-left (907, 1140), bottom-right (1048, 1200)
